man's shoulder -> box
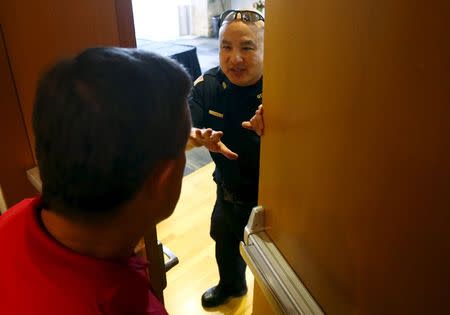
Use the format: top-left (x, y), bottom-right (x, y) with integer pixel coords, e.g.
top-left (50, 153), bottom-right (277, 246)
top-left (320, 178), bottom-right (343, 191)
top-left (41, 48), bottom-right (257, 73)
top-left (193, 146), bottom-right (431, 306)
top-left (204, 66), bottom-right (221, 78)
top-left (193, 66), bottom-right (222, 88)
top-left (0, 198), bottom-right (37, 230)
top-left (0, 197), bottom-right (39, 311)
top-left (0, 198), bottom-right (39, 272)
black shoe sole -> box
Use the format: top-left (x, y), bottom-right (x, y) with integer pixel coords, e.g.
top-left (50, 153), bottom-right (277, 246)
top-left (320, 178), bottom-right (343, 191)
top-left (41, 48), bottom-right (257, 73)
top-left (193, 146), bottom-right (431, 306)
top-left (201, 289), bottom-right (248, 308)
top-left (230, 288), bottom-right (248, 298)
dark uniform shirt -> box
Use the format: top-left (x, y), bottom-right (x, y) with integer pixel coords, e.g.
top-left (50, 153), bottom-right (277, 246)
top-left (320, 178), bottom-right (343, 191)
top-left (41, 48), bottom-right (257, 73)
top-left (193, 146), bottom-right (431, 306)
top-left (189, 66), bottom-right (262, 202)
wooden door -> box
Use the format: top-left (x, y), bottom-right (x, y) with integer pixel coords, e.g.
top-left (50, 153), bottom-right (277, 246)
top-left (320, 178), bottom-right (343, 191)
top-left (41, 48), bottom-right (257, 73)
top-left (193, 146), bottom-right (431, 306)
top-left (0, 0), bottom-right (135, 205)
top-left (256, 0), bottom-right (450, 314)
top-left (0, 26), bottom-right (36, 206)
top-left (0, 0), bottom-right (135, 165)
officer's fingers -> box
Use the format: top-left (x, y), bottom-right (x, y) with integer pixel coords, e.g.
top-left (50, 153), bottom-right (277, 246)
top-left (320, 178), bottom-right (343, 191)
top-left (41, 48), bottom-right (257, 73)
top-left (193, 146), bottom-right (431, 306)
top-left (195, 129), bottom-right (214, 146)
top-left (218, 142), bottom-right (239, 160)
top-left (250, 116), bottom-right (260, 131)
top-left (256, 108), bottom-right (264, 121)
top-left (202, 128), bottom-right (213, 138)
top-left (210, 131), bottom-right (223, 143)
top-left (241, 121), bottom-right (253, 130)
top-left (203, 141), bottom-right (220, 153)
top-left (198, 130), bottom-right (212, 143)
top-left (255, 107), bottom-right (263, 117)
top-left (212, 130), bottom-right (223, 137)
top-left (203, 129), bottom-right (221, 143)
top-left (255, 112), bottom-right (264, 135)
top-left (197, 128), bottom-right (206, 137)
top-left (248, 116), bottom-right (262, 136)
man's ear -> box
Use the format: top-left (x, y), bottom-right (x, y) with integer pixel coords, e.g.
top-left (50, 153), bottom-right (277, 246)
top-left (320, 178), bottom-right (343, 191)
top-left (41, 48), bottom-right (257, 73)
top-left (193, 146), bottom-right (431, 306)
top-left (140, 158), bottom-right (184, 224)
top-left (144, 159), bottom-right (178, 195)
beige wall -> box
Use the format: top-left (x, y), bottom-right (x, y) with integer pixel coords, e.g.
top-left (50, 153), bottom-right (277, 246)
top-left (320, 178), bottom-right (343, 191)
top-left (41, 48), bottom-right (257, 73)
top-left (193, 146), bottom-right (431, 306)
top-left (191, 0), bottom-right (208, 36)
top-left (231, 0), bottom-right (254, 10)
top-left (207, 0), bottom-right (231, 36)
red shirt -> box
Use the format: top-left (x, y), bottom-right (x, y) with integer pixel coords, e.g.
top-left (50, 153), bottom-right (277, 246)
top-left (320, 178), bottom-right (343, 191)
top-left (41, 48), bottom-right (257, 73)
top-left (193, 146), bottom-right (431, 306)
top-left (0, 197), bottom-right (168, 315)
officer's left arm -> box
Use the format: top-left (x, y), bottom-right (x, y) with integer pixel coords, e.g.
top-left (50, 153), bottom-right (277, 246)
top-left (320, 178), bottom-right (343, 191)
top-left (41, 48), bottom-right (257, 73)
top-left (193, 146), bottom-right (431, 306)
top-left (242, 104), bottom-right (264, 136)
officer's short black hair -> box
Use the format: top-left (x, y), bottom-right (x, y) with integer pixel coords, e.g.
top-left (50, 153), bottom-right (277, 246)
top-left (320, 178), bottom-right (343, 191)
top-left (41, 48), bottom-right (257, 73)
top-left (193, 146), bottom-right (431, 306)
top-left (33, 47), bottom-right (192, 218)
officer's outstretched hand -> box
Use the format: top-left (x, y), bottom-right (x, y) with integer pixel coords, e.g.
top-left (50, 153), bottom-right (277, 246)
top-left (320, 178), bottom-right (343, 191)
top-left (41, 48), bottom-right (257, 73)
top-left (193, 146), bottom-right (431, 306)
top-left (242, 104), bottom-right (264, 136)
top-left (190, 128), bottom-right (238, 160)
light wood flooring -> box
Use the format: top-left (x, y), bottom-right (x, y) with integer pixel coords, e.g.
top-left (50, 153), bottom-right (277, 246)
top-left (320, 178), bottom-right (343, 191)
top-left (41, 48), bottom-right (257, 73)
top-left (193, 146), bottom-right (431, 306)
top-left (157, 162), bottom-right (254, 315)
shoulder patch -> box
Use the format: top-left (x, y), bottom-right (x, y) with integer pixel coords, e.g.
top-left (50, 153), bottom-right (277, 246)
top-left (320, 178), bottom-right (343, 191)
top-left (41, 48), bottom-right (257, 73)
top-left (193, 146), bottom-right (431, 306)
top-left (194, 75), bottom-right (204, 86)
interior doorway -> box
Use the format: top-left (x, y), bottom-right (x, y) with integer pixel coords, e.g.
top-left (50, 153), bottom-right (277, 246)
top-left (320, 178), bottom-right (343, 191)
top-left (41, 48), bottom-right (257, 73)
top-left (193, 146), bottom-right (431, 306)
top-left (131, 0), bottom-right (226, 174)
top-left (131, 0), bottom-right (222, 73)
top-left (132, 0), bottom-right (190, 41)
top-left (130, 1), bottom-right (265, 175)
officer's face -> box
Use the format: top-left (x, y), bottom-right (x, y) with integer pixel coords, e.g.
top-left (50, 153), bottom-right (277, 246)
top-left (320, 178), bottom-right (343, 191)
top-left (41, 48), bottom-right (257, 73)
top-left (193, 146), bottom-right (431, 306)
top-left (219, 21), bottom-right (264, 87)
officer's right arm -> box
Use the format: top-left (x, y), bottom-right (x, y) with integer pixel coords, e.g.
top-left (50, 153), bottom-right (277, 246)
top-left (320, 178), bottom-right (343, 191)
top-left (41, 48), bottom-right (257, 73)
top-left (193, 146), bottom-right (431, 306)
top-left (186, 76), bottom-right (238, 160)
top-left (187, 75), bottom-right (207, 150)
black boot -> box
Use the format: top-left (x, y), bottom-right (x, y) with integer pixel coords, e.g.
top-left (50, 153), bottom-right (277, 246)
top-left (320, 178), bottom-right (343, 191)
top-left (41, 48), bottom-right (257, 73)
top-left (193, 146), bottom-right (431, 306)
top-left (201, 284), bottom-right (248, 308)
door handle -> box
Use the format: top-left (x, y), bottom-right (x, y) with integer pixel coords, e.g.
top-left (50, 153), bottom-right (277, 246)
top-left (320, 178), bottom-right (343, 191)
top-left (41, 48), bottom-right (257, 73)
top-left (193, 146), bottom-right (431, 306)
top-left (240, 206), bottom-right (324, 315)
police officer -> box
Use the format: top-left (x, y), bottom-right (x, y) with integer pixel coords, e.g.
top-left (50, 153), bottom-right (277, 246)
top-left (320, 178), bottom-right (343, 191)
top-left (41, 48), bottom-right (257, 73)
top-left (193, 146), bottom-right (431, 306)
top-left (188, 10), bottom-right (265, 308)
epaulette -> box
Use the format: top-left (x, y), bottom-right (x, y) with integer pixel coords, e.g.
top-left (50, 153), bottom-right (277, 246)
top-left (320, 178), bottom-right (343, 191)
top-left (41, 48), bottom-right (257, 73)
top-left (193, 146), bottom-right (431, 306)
top-left (193, 75), bottom-right (204, 86)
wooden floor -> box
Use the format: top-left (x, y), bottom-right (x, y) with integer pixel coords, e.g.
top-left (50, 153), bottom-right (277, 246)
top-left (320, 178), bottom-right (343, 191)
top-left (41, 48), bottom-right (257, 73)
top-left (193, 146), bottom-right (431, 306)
top-left (157, 162), bottom-right (254, 315)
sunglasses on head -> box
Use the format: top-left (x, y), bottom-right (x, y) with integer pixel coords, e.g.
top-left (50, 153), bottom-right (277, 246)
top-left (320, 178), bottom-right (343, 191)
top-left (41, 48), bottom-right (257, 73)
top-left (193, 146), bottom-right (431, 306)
top-left (219, 10), bottom-right (265, 28)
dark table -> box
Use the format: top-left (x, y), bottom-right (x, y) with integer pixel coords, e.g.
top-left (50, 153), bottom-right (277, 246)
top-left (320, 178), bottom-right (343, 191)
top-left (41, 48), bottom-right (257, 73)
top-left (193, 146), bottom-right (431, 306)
top-left (137, 39), bottom-right (202, 80)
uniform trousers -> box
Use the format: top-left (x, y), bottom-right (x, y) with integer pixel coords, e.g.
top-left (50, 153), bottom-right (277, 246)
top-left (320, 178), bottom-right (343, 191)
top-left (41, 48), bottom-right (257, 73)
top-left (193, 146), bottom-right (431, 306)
top-left (210, 184), bottom-right (256, 291)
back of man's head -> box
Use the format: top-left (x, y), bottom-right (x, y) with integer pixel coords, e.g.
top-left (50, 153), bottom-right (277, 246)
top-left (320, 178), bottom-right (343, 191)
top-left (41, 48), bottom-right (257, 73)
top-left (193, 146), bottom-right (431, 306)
top-left (33, 47), bottom-right (192, 219)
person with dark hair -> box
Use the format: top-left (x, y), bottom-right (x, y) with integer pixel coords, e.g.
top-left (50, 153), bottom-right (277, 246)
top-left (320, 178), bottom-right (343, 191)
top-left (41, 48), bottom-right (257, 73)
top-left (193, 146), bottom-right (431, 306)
top-left (187, 10), bottom-right (265, 308)
top-left (0, 47), bottom-right (192, 315)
